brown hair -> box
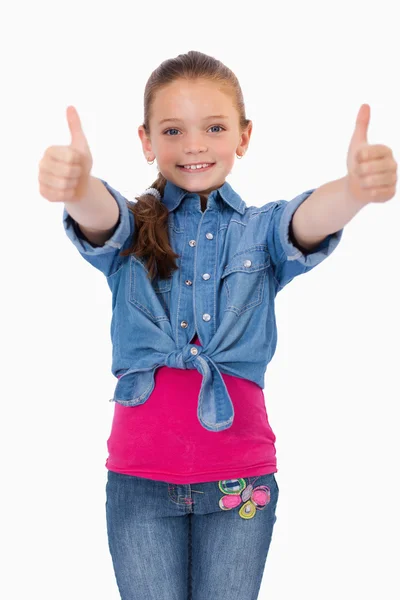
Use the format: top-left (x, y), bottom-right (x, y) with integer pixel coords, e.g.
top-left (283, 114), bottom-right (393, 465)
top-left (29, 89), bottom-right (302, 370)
top-left (119, 50), bottom-right (251, 281)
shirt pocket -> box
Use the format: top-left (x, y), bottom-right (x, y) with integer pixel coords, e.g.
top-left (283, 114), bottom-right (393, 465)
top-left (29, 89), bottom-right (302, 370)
top-left (221, 245), bottom-right (270, 316)
top-left (128, 255), bottom-right (173, 321)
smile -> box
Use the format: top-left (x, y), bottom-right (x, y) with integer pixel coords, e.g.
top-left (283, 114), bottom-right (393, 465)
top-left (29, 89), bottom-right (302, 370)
top-left (177, 163), bottom-right (215, 172)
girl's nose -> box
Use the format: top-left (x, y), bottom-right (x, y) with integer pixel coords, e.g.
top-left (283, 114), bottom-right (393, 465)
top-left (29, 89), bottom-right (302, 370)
top-left (183, 139), bottom-right (208, 154)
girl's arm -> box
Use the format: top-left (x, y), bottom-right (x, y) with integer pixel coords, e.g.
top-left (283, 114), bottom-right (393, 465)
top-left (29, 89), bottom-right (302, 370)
top-left (290, 176), bottom-right (364, 252)
top-left (64, 175), bottom-right (120, 246)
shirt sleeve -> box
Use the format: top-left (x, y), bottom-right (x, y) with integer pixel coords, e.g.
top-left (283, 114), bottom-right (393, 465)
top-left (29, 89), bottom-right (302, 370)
top-left (266, 188), bottom-right (344, 291)
top-left (62, 179), bottom-right (135, 277)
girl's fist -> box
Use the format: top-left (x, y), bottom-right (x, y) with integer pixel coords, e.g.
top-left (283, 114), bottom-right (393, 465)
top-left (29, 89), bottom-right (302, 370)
top-left (346, 104), bottom-right (397, 204)
top-left (38, 106), bottom-right (93, 202)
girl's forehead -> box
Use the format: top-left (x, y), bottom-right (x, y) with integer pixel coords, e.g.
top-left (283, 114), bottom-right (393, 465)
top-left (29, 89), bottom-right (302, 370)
top-left (161, 77), bottom-right (225, 91)
top-left (151, 80), bottom-right (236, 119)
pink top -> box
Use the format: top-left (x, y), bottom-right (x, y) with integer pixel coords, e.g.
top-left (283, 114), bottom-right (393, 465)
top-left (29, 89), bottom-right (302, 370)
top-left (105, 335), bottom-right (277, 483)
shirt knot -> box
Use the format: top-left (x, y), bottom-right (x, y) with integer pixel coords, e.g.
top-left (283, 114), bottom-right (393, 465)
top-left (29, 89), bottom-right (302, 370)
top-left (111, 344), bottom-right (235, 431)
top-left (163, 343), bottom-right (203, 370)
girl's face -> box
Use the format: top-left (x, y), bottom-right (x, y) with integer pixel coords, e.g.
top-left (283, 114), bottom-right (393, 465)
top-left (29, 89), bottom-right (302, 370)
top-left (138, 78), bottom-right (252, 195)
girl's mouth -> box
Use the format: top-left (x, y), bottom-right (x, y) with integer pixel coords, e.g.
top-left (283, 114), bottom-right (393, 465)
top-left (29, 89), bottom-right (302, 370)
top-left (177, 163), bottom-right (215, 173)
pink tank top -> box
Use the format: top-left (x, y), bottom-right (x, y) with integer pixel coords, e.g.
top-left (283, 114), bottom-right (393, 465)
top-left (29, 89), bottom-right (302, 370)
top-left (105, 335), bottom-right (277, 483)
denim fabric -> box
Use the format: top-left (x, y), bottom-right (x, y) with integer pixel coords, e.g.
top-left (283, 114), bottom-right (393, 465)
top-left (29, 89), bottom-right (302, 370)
top-left (63, 179), bottom-right (343, 431)
top-left (105, 470), bottom-right (279, 600)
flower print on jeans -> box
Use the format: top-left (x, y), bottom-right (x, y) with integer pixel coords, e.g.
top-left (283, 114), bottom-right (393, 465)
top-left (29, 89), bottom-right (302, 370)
top-left (218, 477), bottom-right (271, 520)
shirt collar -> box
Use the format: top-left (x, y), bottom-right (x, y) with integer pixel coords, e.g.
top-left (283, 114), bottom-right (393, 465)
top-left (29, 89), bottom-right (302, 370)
top-left (162, 179), bottom-right (246, 215)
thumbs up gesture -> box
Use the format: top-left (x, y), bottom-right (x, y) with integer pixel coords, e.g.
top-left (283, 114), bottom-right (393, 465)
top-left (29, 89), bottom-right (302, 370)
top-left (346, 104), bottom-right (397, 204)
top-left (38, 106), bottom-right (93, 202)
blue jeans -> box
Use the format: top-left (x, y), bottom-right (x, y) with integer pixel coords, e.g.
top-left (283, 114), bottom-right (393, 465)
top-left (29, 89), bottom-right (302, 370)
top-left (105, 470), bottom-right (279, 599)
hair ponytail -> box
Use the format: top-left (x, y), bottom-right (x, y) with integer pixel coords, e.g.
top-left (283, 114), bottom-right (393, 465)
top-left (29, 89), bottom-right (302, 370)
top-left (119, 172), bottom-right (180, 281)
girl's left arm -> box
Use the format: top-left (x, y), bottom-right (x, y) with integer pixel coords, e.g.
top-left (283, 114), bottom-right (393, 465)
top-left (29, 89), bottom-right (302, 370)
top-left (291, 104), bottom-right (398, 252)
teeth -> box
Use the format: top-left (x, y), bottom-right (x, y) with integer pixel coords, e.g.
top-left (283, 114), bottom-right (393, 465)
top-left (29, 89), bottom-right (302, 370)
top-left (182, 163), bottom-right (211, 170)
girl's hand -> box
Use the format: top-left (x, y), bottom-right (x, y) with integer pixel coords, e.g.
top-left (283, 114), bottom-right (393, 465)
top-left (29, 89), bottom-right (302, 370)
top-left (38, 106), bottom-right (93, 202)
top-left (346, 103), bottom-right (397, 204)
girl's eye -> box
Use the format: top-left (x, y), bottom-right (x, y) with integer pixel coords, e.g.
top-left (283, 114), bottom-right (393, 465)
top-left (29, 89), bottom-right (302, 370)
top-left (163, 125), bottom-right (225, 136)
top-left (208, 125), bottom-right (224, 133)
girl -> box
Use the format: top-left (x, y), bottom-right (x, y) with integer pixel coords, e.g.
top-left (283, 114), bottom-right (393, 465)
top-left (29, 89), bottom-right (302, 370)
top-left (38, 50), bottom-right (397, 600)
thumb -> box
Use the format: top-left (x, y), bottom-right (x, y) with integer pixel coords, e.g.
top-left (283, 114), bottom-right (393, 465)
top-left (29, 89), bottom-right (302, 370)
top-left (350, 103), bottom-right (370, 150)
top-left (67, 106), bottom-right (89, 154)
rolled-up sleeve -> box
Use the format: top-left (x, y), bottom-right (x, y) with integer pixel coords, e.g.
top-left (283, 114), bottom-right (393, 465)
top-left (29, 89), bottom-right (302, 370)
top-left (266, 188), bottom-right (343, 291)
top-left (62, 179), bottom-right (135, 277)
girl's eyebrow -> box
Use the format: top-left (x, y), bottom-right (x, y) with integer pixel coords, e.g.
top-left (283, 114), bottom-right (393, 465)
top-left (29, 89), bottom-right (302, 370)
top-left (158, 115), bottom-right (229, 125)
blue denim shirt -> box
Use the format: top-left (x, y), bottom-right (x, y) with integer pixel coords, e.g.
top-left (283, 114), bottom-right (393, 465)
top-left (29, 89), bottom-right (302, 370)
top-left (63, 179), bottom-right (343, 432)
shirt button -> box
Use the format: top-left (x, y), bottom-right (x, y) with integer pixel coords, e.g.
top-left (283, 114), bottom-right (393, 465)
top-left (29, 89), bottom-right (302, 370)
top-left (202, 273), bottom-right (211, 280)
top-left (202, 314), bottom-right (211, 322)
top-left (185, 280), bottom-right (193, 286)
top-left (189, 240), bottom-right (196, 247)
top-left (181, 320), bottom-right (188, 328)
top-left (190, 347), bottom-right (198, 356)
top-left (206, 233), bottom-right (214, 240)
top-left (243, 259), bottom-right (252, 267)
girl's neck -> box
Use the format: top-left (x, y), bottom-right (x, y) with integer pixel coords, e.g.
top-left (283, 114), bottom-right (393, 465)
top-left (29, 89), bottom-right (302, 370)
top-left (199, 193), bottom-right (208, 212)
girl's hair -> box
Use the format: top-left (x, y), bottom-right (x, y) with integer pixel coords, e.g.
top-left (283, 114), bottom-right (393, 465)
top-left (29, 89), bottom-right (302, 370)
top-left (119, 50), bottom-right (251, 281)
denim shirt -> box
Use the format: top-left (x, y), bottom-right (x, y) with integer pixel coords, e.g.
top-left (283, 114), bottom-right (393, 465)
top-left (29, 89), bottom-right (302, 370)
top-left (63, 179), bottom-right (343, 432)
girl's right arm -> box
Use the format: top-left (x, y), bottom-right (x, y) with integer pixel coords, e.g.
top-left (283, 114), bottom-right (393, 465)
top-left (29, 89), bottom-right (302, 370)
top-left (38, 105), bottom-right (120, 246)
top-left (64, 176), bottom-right (120, 247)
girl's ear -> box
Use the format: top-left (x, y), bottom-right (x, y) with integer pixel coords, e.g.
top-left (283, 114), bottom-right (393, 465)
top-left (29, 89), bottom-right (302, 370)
top-left (236, 120), bottom-right (253, 156)
top-left (138, 125), bottom-right (155, 161)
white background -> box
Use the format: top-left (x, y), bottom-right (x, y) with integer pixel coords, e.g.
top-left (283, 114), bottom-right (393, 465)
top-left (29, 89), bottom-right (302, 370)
top-left (2, 0), bottom-right (399, 598)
